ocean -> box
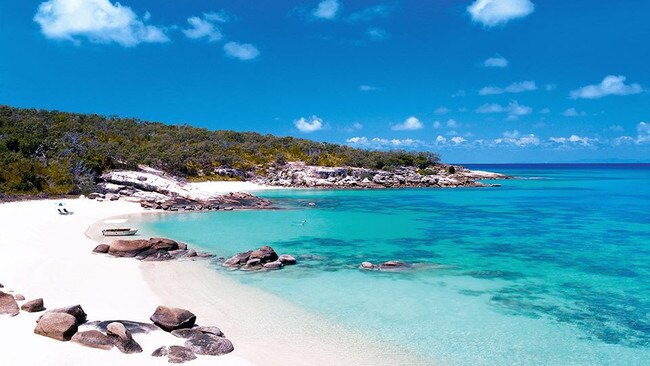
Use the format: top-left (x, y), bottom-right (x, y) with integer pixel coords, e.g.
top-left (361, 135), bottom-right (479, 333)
top-left (139, 164), bottom-right (650, 365)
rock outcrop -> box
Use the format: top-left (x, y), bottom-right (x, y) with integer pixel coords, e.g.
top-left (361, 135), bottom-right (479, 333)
top-left (100, 237), bottom-right (213, 262)
top-left (255, 162), bottom-right (509, 189)
top-left (0, 291), bottom-right (19, 316)
top-left (43, 304), bottom-right (87, 323)
top-left (223, 246), bottom-right (296, 271)
top-left (34, 312), bottom-right (78, 341)
top-left (360, 260), bottom-right (411, 271)
top-left (71, 330), bottom-right (114, 350)
top-left (167, 345), bottom-right (197, 363)
top-left (150, 306), bottom-right (197, 332)
top-left (184, 334), bottom-right (234, 356)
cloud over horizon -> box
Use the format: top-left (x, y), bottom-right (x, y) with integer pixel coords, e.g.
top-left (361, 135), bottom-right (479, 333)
top-left (570, 75), bottom-right (643, 99)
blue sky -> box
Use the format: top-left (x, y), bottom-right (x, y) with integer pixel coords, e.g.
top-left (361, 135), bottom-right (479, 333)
top-left (0, 0), bottom-right (648, 163)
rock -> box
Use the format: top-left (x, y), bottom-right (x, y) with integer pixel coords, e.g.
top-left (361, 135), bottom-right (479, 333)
top-left (71, 330), bottom-right (114, 350)
top-left (152, 346), bottom-right (168, 357)
top-left (85, 320), bottom-right (159, 334)
top-left (249, 245), bottom-right (279, 263)
top-left (106, 322), bottom-right (142, 354)
top-left (0, 291), bottom-right (19, 316)
top-left (195, 326), bottom-right (224, 337)
top-left (108, 239), bottom-right (153, 257)
top-left (245, 258), bottom-right (262, 267)
top-left (178, 242), bottom-right (188, 250)
top-left (360, 261), bottom-right (374, 270)
top-left (223, 250), bottom-right (252, 267)
top-left (142, 250), bottom-right (173, 261)
top-left (378, 261), bottom-right (408, 270)
top-left (14, 294), bottom-right (25, 301)
top-left (263, 261), bottom-right (283, 270)
top-left (278, 254), bottom-right (297, 265)
top-left (168, 249), bottom-right (189, 259)
top-left (168, 345), bottom-right (197, 363)
top-left (21, 298), bottom-right (45, 312)
top-left (0, 283), bottom-right (3, 288)
top-left (92, 244), bottom-right (110, 253)
top-left (184, 334), bottom-right (234, 356)
top-left (88, 193), bottom-right (103, 200)
top-left (149, 237), bottom-right (179, 251)
top-left (43, 305), bottom-right (87, 323)
top-left (150, 306), bottom-right (197, 331)
top-left (186, 249), bottom-right (197, 257)
top-left (34, 312), bottom-right (78, 341)
top-left (171, 328), bottom-right (203, 339)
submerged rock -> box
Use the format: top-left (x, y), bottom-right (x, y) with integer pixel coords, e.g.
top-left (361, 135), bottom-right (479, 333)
top-left (378, 261), bottom-right (408, 271)
top-left (360, 261), bottom-right (374, 270)
top-left (223, 251), bottom-right (252, 267)
top-left (71, 330), bottom-right (113, 350)
top-left (278, 254), bottom-right (297, 265)
top-left (184, 334), bottom-right (234, 356)
top-left (0, 291), bottom-right (19, 316)
top-left (263, 261), bottom-right (283, 270)
top-left (34, 312), bottom-right (78, 341)
top-left (150, 306), bottom-right (196, 332)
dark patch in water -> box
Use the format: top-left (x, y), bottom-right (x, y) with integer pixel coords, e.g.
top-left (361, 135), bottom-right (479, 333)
top-left (464, 270), bottom-right (525, 280)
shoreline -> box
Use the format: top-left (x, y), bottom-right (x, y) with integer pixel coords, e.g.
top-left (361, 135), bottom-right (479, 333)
top-left (1, 195), bottom-right (430, 365)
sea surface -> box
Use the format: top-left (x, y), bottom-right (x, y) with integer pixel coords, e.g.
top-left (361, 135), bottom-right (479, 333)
top-left (140, 164), bottom-right (650, 365)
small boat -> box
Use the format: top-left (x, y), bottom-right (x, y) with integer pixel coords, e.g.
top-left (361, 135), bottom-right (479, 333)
top-left (102, 228), bottom-right (138, 236)
top-left (102, 219), bottom-right (138, 236)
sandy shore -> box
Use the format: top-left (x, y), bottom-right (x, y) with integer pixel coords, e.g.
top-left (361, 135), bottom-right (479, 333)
top-left (0, 195), bottom-right (426, 365)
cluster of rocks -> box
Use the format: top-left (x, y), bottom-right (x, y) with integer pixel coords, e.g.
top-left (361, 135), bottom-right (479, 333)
top-left (2, 282), bottom-right (233, 364)
top-left (93, 237), bottom-right (213, 262)
top-left (87, 167), bottom-right (272, 211)
top-left (222, 245), bottom-right (297, 271)
top-left (360, 260), bottom-right (411, 271)
top-left (255, 162), bottom-right (508, 188)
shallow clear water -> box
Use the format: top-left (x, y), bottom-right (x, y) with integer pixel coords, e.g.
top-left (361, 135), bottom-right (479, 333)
top-left (140, 164), bottom-right (650, 365)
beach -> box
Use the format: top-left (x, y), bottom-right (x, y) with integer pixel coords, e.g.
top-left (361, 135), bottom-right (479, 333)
top-left (0, 183), bottom-right (425, 366)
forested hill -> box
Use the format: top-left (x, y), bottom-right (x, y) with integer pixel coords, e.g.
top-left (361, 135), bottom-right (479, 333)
top-left (0, 105), bottom-right (440, 196)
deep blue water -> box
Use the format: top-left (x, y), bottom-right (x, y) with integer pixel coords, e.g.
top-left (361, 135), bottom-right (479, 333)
top-left (140, 164), bottom-right (650, 365)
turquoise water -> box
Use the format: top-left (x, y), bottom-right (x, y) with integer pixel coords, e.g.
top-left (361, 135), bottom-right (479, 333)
top-left (140, 164), bottom-right (650, 365)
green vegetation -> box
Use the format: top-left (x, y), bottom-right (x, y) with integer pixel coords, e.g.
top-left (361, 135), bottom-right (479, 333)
top-left (0, 105), bottom-right (440, 195)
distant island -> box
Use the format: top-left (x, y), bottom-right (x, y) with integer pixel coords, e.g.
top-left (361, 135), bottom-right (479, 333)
top-left (0, 105), bottom-right (506, 201)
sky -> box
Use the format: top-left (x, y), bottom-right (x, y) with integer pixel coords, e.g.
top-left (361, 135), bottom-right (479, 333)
top-left (0, 0), bottom-right (649, 163)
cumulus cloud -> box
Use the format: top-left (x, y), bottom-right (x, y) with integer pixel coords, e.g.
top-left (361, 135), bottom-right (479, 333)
top-left (183, 13), bottom-right (225, 42)
top-left (549, 134), bottom-right (597, 146)
top-left (637, 121), bottom-right (650, 143)
top-left (391, 116), bottom-right (424, 131)
top-left (467, 0), bottom-right (535, 27)
top-left (479, 80), bottom-right (537, 95)
top-left (224, 41), bottom-right (260, 60)
top-left (484, 55), bottom-right (508, 68)
top-left (446, 119), bottom-right (460, 128)
top-left (366, 27), bottom-right (388, 41)
top-left (451, 136), bottom-right (466, 144)
top-left (294, 115), bottom-right (326, 133)
top-left (313, 0), bottom-right (340, 20)
top-left (343, 122), bottom-right (363, 132)
top-left (494, 130), bottom-right (540, 146)
top-left (33, 0), bottom-right (169, 47)
top-left (570, 75), bottom-right (643, 99)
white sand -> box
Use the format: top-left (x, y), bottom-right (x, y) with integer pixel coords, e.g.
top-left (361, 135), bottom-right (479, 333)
top-left (189, 181), bottom-right (284, 195)
top-left (0, 197), bottom-right (425, 366)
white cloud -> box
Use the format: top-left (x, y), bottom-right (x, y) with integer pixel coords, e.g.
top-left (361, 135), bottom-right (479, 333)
top-left (183, 13), bottom-right (224, 42)
top-left (494, 130), bottom-right (540, 146)
top-left (391, 116), bottom-right (424, 131)
top-left (432, 121), bottom-right (442, 129)
top-left (359, 85), bottom-right (377, 91)
top-left (313, 0), bottom-right (340, 20)
top-left (366, 27), bottom-right (388, 41)
top-left (294, 115), bottom-right (325, 133)
top-left (451, 136), bottom-right (466, 144)
top-left (570, 75), bottom-right (643, 99)
top-left (34, 0), bottom-right (169, 47)
top-left (224, 41), bottom-right (260, 60)
top-left (476, 101), bottom-right (532, 119)
top-left (434, 107), bottom-right (450, 115)
top-left (637, 121), bottom-right (650, 143)
top-left (346, 136), bottom-right (424, 148)
top-left (435, 135), bottom-right (447, 145)
top-left (562, 108), bottom-right (586, 117)
top-left (467, 0), bottom-right (535, 27)
top-left (479, 80), bottom-right (537, 95)
top-left (549, 134), bottom-right (597, 146)
top-left (484, 55), bottom-right (508, 68)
